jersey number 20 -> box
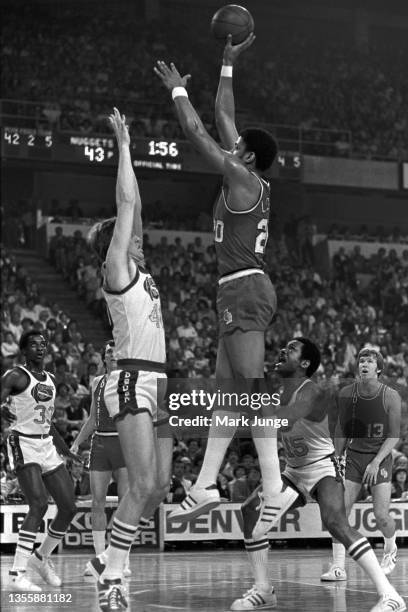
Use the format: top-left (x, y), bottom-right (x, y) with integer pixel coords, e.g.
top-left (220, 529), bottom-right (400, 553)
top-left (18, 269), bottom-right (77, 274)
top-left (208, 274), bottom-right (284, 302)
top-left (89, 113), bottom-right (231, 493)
top-left (214, 219), bottom-right (269, 254)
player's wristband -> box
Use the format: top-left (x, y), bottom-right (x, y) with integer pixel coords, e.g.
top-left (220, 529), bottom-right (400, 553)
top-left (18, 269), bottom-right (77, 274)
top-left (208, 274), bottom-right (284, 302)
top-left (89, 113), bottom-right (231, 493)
top-left (172, 87), bottom-right (188, 100)
top-left (221, 65), bottom-right (233, 77)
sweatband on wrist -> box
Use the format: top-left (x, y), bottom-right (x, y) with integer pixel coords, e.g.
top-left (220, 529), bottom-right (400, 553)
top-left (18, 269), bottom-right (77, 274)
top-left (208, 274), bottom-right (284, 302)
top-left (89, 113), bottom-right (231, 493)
top-left (172, 87), bottom-right (188, 100)
top-left (221, 65), bottom-right (233, 78)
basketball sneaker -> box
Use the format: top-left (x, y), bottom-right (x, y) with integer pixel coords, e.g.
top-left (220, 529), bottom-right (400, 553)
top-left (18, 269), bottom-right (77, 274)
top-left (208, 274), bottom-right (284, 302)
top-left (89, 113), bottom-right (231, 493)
top-left (83, 565), bottom-right (93, 576)
top-left (97, 578), bottom-right (128, 611)
top-left (86, 555), bottom-right (106, 580)
top-left (230, 585), bottom-right (277, 610)
top-left (167, 484), bottom-right (220, 522)
top-left (320, 564), bottom-right (347, 581)
top-left (380, 546), bottom-right (397, 575)
top-left (369, 592), bottom-right (406, 612)
top-left (28, 551), bottom-right (62, 586)
top-left (9, 570), bottom-right (42, 592)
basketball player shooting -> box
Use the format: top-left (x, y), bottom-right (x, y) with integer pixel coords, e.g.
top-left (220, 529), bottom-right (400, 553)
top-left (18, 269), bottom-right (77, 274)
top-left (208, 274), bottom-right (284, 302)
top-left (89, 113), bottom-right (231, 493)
top-left (154, 35), bottom-right (286, 538)
top-left (87, 108), bottom-right (173, 612)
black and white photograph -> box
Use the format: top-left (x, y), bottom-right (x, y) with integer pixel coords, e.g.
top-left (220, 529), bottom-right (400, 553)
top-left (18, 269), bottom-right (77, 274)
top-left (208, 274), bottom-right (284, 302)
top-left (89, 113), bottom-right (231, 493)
top-left (1, 0), bottom-right (407, 610)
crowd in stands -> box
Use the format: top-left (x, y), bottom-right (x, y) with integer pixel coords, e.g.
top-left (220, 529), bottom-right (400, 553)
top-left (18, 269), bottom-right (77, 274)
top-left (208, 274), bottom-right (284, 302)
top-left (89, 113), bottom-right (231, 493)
top-left (2, 210), bottom-right (408, 505)
top-left (2, 4), bottom-right (408, 160)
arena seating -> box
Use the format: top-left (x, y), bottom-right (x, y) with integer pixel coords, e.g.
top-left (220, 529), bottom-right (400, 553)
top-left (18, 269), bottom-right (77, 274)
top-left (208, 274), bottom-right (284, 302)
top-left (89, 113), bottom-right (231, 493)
top-left (2, 4), bottom-right (408, 159)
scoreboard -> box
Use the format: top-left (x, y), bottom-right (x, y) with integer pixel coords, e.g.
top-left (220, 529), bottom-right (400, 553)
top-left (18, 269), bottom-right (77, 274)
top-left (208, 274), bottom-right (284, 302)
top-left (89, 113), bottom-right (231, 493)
top-left (1, 126), bottom-right (303, 179)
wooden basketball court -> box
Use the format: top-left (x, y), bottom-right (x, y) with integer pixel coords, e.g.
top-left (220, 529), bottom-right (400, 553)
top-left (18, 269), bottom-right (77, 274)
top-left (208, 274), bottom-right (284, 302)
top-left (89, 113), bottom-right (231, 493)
top-left (1, 548), bottom-right (407, 611)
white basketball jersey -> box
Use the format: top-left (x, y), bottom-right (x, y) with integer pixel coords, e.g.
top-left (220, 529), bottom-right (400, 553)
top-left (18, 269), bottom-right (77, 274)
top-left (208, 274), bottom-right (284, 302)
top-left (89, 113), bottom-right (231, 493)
top-left (280, 379), bottom-right (334, 468)
top-left (103, 268), bottom-right (166, 363)
top-left (10, 365), bottom-right (56, 435)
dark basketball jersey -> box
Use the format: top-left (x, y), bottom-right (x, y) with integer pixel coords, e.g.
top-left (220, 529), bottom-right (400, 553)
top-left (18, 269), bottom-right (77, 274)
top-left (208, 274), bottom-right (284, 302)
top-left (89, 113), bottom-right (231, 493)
top-left (94, 374), bottom-right (116, 433)
top-left (213, 173), bottom-right (270, 277)
top-left (339, 382), bottom-right (389, 453)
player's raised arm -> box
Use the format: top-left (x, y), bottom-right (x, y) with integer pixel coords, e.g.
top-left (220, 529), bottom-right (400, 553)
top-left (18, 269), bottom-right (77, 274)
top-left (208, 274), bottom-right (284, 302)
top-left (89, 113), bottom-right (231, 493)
top-left (215, 33), bottom-right (255, 149)
top-left (105, 108), bottom-right (140, 291)
top-left (154, 61), bottom-right (245, 180)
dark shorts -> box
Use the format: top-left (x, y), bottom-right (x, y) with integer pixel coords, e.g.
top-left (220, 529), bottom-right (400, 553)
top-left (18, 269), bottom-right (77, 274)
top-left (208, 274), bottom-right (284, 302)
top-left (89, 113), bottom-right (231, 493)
top-left (90, 434), bottom-right (126, 472)
top-left (346, 449), bottom-right (393, 485)
top-left (217, 272), bottom-right (277, 337)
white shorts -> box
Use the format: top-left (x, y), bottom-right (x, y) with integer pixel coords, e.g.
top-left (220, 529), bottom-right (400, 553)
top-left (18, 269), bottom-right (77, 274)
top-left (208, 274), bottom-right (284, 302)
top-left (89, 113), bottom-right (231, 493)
top-left (7, 433), bottom-right (63, 475)
top-left (283, 455), bottom-right (337, 501)
top-left (104, 368), bottom-right (167, 423)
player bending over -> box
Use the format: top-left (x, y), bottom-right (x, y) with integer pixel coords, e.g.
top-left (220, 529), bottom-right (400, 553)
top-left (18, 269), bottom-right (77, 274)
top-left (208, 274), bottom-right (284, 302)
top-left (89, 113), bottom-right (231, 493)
top-left (2, 331), bottom-right (78, 592)
top-left (229, 339), bottom-right (405, 612)
top-left (321, 348), bottom-right (401, 582)
top-left (87, 108), bottom-right (173, 612)
top-left (155, 34), bottom-right (286, 538)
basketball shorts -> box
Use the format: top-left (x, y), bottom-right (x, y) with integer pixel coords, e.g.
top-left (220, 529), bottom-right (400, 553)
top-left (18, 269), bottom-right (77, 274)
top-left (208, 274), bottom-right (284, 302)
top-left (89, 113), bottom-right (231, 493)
top-left (104, 368), bottom-right (168, 424)
top-left (217, 272), bottom-right (277, 337)
top-left (283, 455), bottom-right (338, 501)
top-left (346, 449), bottom-right (392, 485)
top-left (7, 432), bottom-right (63, 475)
top-left (90, 433), bottom-right (125, 472)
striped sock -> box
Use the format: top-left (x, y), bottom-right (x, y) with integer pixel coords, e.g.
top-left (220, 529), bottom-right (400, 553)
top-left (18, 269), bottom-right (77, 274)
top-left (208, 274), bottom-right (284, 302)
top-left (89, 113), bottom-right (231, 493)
top-left (12, 530), bottom-right (37, 571)
top-left (348, 537), bottom-right (393, 595)
top-left (102, 518), bottom-right (137, 580)
top-left (37, 525), bottom-right (66, 558)
top-left (244, 538), bottom-right (271, 592)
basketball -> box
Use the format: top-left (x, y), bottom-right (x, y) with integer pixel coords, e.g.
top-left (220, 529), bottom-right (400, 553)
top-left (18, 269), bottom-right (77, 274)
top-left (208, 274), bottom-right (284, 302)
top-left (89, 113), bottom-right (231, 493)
top-left (211, 4), bottom-right (254, 45)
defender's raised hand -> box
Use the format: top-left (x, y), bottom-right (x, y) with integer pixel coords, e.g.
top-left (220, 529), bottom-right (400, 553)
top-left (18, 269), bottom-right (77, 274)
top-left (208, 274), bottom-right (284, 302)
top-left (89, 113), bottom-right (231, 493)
top-left (109, 107), bottom-right (130, 147)
top-left (154, 61), bottom-right (191, 91)
top-left (223, 32), bottom-right (255, 65)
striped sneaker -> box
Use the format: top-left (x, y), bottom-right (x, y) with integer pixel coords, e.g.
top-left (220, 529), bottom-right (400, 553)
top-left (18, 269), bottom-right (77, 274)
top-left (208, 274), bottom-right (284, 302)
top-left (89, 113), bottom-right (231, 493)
top-left (369, 592), bottom-right (406, 612)
top-left (168, 484), bottom-right (220, 522)
top-left (230, 585), bottom-right (277, 610)
top-left (320, 564), bottom-right (347, 581)
top-left (86, 555), bottom-right (106, 581)
top-left (381, 546), bottom-right (397, 576)
top-left (97, 578), bottom-right (128, 611)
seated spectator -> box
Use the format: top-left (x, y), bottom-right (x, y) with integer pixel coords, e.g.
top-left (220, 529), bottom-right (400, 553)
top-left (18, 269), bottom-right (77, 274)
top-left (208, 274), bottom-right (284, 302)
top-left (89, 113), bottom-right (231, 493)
top-left (1, 331), bottom-right (19, 359)
top-left (391, 468), bottom-right (408, 499)
top-left (247, 466), bottom-right (262, 493)
top-left (69, 461), bottom-right (91, 498)
top-left (222, 450), bottom-right (239, 480)
top-left (167, 459), bottom-right (192, 503)
top-left (216, 473), bottom-right (231, 501)
top-left (229, 465), bottom-right (249, 503)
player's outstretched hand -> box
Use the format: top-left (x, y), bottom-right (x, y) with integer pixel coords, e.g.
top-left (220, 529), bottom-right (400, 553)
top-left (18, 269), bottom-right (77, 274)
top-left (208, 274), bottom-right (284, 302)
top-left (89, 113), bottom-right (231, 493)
top-left (109, 107), bottom-right (130, 147)
top-left (223, 32), bottom-right (255, 65)
top-left (154, 61), bottom-right (191, 91)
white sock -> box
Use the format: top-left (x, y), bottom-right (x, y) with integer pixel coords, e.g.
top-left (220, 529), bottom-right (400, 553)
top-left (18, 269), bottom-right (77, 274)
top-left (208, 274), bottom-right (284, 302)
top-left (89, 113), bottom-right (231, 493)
top-left (102, 518), bottom-right (137, 581)
top-left (348, 538), bottom-right (394, 595)
top-left (92, 530), bottom-right (106, 556)
top-left (13, 530), bottom-right (37, 571)
top-left (384, 533), bottom-right (396, 554)
top-left (333, 542), bottom-right (346, 568)
top-left (195, 412), bottom-right (236, 489)
top-left (253, 432), bottom-right (282, 499)
top-left (245, 539), bottom-right (271, 592)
